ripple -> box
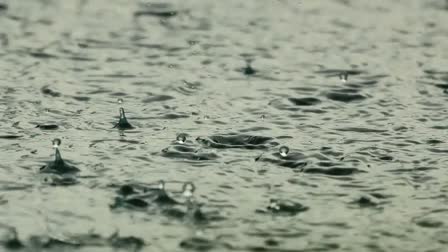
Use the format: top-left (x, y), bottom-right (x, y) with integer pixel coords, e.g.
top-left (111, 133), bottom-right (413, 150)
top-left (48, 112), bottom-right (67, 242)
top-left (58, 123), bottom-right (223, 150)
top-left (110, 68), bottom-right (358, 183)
top-left (196, 134), bottom-right (278, 150)
top-left (288, 97), bottom-right (321, 106)
top-left (142, 94), bottom-right (174, 103)
top-left (41, 86), bottom-right (61, 97)
top-left (134, 3), bottom-right (179, 18)
top-left (0, 135), bottom-right (22, 139)
top-left (36, 124), bottom-right (59, 130)
top-left (303, 167), bottom-right (365, 176)
top-left (161, 145), bottom-right (219, 161)
top-left (326, 91), bottom-right (366, 102)
top-left (335, 127), bottom-right (388, 133)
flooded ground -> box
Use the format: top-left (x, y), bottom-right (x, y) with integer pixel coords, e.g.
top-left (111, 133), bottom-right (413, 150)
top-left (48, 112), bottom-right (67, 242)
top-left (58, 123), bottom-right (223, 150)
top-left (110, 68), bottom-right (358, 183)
top-left (1, 0), bottom-right (448, 251)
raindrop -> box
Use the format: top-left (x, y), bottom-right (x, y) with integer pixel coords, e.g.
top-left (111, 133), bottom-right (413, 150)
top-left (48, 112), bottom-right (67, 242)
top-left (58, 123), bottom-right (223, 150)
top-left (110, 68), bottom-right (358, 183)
top-left (260, 115), bottom-right (265, 120)
top-left (176, 133), bottom-right (187, 144)
top-left (269, 199), bottom-right (280, 210)
top-left (243, 59), bottom-right (256, 76)
top-left (279, 146), bottom-right (289, 157)
top-left (188, 40), bottom-right (198, 46)
top-left (52, 138), bottom-right (61, 148)
top-left (203, 115), bottom-right (210, 120)
top-left (182, 182), bottom-right (196, 198)
top-left (117, 98), bottom-right (123, 104)
top-left (339, 72), bottom-right (348, 83)
top-left (158, 180), bottom-right (166, 190)
top-left (114, 107), bottom-right (134, 130)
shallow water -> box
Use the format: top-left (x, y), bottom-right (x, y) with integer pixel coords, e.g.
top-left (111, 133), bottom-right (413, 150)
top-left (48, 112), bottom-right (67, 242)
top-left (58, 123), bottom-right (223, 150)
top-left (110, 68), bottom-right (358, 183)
top-left (1, 0), bottom-right (448, 251)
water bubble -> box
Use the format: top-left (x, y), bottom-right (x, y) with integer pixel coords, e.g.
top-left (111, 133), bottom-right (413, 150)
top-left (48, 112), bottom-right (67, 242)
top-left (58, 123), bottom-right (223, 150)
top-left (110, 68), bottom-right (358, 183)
top-left (52, 138), bottom-right (61, 148)
top-left (176, 133), bottom-right (187, 144)
top-left (182, 182), bottom-right (196, 198)
top-left (339, 72), bottom-right (348, 83)
top-left (117, 98), bottom-right (123, 104)
top-left (279, 146), bottom-right (289, 157)
top-left (260, 115), bottom-right (265, 120)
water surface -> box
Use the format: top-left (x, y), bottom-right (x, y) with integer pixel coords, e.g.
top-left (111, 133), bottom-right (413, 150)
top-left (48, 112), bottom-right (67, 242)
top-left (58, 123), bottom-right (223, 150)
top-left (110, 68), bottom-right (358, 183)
top-left (1, 0), bottom-right (448, 251)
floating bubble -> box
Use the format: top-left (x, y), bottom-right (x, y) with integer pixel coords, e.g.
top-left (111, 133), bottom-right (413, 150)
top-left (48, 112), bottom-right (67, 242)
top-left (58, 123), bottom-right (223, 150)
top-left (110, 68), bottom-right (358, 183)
top-left (279, 146), bottom-right (289, 157)
top-left (176, 133), bottom-right (187, 144)
top-left (52, 138), bottom-right (61, 148)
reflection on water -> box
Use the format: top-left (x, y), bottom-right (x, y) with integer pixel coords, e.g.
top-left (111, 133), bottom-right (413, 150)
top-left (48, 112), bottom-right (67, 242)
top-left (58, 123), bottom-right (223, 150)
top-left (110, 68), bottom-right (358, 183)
top-left (1, 0), bottom-right (448, 251)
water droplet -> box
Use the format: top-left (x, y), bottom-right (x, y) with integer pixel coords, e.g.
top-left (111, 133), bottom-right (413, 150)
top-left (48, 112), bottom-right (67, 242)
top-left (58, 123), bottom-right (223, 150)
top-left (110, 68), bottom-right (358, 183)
top-left (117, 98), bottom-right (123, 104)
top-left (339, 72), bottom-right (348, 83)
top-left (269, 199), bottom-right (280, 210)
top-left (260, 115), bottom-right (265, 120)
top-left (188, 40), bottom-right (198, 46)
top-left (176, 133), bottom-right (187, 144)
top-left (158, 180), bottom-right (165, 190)
top-left (203, 115), bottom-right (209, 120)
top-left (243, 59), bottom-right (256, 75)
top-left (52, 138), bottom-right (61, 148)
top-left (279, 146), bottom-right (289, 157)
top-left (182, 182), bottom-right (196, 198)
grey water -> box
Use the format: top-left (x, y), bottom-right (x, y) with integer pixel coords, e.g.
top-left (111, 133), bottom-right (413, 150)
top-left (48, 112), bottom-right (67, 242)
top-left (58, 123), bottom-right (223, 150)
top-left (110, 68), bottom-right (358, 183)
top-left (1, 0), bottom-right (448, 251)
